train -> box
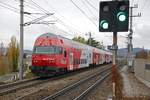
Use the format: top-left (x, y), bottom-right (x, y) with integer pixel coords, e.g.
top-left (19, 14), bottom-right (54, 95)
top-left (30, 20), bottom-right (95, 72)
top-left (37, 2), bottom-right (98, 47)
top-left (31, 33), bottom-right (112, 76)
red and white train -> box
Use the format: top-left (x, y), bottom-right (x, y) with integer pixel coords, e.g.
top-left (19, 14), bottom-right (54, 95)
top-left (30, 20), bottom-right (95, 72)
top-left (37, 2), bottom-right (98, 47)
top-left (31, 33), bottom-right (112, 76)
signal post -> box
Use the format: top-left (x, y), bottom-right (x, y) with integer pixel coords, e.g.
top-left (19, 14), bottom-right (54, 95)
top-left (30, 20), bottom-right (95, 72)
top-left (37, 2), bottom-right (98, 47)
top-left (99, 0), bottom-right (129, 98)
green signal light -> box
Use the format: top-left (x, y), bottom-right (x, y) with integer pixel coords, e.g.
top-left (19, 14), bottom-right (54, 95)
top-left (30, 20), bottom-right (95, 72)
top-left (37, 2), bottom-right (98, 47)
top-left (117, 12), bottom-right (126, 22)
top-left (100, 20), bottom-right (109, 29)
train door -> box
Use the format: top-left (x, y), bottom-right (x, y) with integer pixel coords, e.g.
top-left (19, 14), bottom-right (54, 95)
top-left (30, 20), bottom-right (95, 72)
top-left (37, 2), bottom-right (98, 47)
top-left (69, 52), bottom-right (73, 70)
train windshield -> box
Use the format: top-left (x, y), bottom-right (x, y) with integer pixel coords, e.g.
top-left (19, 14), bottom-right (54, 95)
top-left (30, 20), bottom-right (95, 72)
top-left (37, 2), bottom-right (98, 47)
top-left (33, 46), bottom-right (62, 54)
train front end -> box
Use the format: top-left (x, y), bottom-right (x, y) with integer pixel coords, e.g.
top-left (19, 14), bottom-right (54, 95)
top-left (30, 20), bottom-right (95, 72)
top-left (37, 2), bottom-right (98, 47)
top-left (31, 33), bottom-right (66, 76)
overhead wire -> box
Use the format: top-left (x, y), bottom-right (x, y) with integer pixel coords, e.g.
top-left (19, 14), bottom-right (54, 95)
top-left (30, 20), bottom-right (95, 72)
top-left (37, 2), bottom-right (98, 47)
top-left (84, 0), bottom-right (98, 12)
top-left (0, 1), bottom-right (19, 11)
top-left (25, 0), bottom-right (76, 37)
top-left (81, 0), bottom-right (98, 19)
top-left (0, 1), bottom-right (33, 19)
top-left (43, 0), bottom-right (82, 34)
top-left (69, 0), bottom-right (97, 27)
top-left (0, 3), bottom-right (19, 13)
top-left (25, 0), bottom-right (49, 14)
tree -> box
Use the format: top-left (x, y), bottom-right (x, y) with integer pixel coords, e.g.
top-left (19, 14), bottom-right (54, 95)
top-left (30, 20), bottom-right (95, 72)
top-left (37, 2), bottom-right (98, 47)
top-left (72, 36), bottom-right (87, 44)
top-left (7, 36), bottom-right (19, 72)
top-left (0, 42), bottom-right (7, 75)
top-left (72, 35), bottom-right (105, 50)
top-left (96, 41), bottom-right (106, 49)
top-left (0, 42), bottom-right (4, 56)
top-left (87, 38), bottom-right (105, 49)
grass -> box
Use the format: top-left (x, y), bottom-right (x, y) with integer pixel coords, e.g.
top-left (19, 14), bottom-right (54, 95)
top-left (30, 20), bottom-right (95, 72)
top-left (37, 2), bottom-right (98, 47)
top-left (24, 72), bottom-right (36, 79)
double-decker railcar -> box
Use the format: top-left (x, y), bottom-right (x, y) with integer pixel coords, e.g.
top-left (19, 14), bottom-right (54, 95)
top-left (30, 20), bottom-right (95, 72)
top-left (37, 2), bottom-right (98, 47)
top-left (31, 33), bottom-right (112, 76)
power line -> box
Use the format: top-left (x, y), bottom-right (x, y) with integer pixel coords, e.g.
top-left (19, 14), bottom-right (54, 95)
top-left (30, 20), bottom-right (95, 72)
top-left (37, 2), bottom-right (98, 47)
top-left (81, 0), bottom-right (97, 19)
top-left (84, 0), bottom-right (98, 12)
top-left (43, 0), bottom-right (82, 34)
top-left (0, 3), bottom-right (19, 13)
top-left (29, 0), bottom-right (79, 36)
top-left (25, 0), bottom-right (76, 37)
top-left (25, 0), bottom-right (49, 14)
top-left (0, 1), bottom-right (19, 10)
top-left (0, 1), bottom-right (19, 12)
top-left (69, 0), bottom-right (97, 27)
top-left (0, 2), bottom-right (33, 19)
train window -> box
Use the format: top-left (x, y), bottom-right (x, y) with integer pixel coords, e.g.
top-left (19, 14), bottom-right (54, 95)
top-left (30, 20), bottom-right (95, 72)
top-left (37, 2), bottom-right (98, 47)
top-left (33, 46), bottom-right (55, 54)
top-left (33, 46), bottom-right (62, 54)
top-left (55, 47), bottom-right (62, 54)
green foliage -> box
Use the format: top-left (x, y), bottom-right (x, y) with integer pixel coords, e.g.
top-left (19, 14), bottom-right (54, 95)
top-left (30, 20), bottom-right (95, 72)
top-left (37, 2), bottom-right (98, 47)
top-left (72, 36), bottom-right (87, 44)
top-left (73, 36), bottom-right (105, 49)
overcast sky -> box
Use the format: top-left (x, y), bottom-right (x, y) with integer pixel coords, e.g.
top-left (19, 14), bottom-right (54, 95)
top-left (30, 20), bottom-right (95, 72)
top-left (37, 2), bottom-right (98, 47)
top-left (0, 0), bottom-right (150, 50)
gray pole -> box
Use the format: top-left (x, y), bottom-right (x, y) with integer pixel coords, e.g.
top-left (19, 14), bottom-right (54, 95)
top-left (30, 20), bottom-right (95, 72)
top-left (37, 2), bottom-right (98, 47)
top-left (128, 7), bottom-right (133, 69)
top-left (128, 4), bottom-right (141, 71)
top-left (19, 0), bottom-right (24, 80)
top-left (89, 32), bottom-right (92, 46)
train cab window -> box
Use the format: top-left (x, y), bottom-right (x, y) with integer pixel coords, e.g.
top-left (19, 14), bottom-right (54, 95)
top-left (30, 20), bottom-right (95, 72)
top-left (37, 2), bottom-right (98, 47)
top-left (64, 50), bottom-right (67, 57)
top-left (33, 46), bottom-right (62, 54)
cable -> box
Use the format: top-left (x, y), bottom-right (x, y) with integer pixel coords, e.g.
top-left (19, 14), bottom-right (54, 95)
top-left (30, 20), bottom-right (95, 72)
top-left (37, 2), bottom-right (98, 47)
top-left (84, 0), bottom-right (98, 12)
top-left (43, 0), bottom-right (82, 34)
top-left (81, 0), bottom-right (97, 19)
top-left (25, 0), bottom-right (76, 36)
top-left (0, 2), bottom-right (33, 19)
top-left (69, 0), bottom-right (97, 27)
top-left (0, 3), bottom-right (19, 13)
top-left (25, 0), bottom-right (49, 14)
top-left (0, 1), bottom-right (19, 11)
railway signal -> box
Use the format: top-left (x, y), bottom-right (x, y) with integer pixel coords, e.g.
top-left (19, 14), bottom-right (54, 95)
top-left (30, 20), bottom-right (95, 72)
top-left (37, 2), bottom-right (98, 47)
top-left (99, 1), bottom-right (129, 32)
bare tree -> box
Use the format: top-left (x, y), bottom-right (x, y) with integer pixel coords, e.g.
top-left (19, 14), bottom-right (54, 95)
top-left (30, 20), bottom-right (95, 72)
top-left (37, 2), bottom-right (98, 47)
top-left (0, 42), bottom-right (4, 56)
top-left (0, 42), bottom-right (5, 74)
top-left (7, 36), bottom-right (19, 72)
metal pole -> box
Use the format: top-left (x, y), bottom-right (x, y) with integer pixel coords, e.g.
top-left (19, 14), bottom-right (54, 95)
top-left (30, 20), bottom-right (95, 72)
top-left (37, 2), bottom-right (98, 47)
top-left (112, 31), bottom-right (117, 98)
top-left (128, 4), bottom-right (141, 70)
top-left (19, 0), bottom-right (24, 80)
top-left (128, 7), bottom-right (133, 70)
top-left (112, 0), bottom-right (118, 98)
top-left (130, 7), bottom-right (133, 35)
top-left (89, 32), bottom-right (92, 46)
top-left (129, 7), bottom-right (133, 54)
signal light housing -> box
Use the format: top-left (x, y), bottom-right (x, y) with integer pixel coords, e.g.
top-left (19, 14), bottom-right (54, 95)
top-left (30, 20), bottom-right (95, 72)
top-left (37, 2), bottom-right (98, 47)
top-left (99, 1), bottom-right (129, 32)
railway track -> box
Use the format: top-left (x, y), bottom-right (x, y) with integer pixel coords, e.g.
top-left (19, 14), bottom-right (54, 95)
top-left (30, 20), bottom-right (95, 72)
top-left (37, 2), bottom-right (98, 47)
top-left (0, 64), bottom-right (110, 99)
top-left (42, 66), bottom-right (111, 100)
top-left (0, 77), bottom-right (48, 96)
top-left (12, 64), bottom-right (111, 100)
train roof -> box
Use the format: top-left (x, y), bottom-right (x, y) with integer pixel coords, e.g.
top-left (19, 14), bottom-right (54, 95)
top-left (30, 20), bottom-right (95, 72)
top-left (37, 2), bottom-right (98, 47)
top-left (37, 33), bottom-right (112, 54)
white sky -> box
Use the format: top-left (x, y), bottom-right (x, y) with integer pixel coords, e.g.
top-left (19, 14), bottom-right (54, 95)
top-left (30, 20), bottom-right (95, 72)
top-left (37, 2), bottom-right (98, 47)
top-left (0, 0), bottom-right (150, 50)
